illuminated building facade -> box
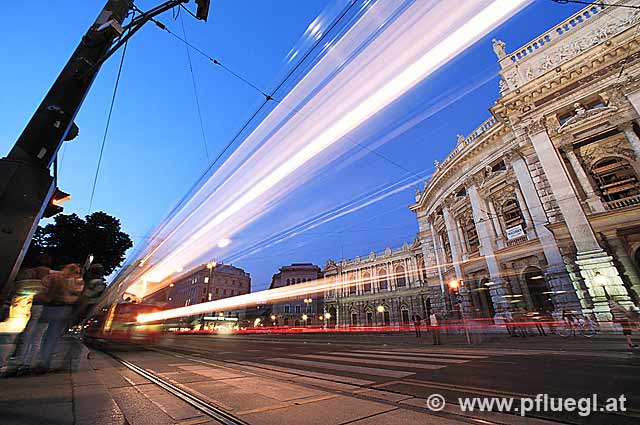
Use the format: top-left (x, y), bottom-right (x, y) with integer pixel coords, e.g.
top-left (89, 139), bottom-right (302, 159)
top-left (323, 241), bottom-right (430, 327)
top-left (327, 0), bottom-right (640, 324)
top-left (144, 263), bottom-right (251, 310)
top-left (268, 263), bottom-right (323, 326)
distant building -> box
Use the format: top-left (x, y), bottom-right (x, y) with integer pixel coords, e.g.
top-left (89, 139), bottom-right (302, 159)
top-left (268, 263), bottom-right (323, 326)
top-left (143, 263), bottom-right (251, 314)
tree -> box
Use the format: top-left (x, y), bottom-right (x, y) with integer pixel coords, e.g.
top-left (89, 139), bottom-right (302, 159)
top-left (24, 211), bottom-right (133, 275)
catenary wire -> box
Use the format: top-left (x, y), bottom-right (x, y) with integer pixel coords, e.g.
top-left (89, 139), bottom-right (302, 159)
top-left (179, 11), bottom-right (210, 162)
top-left (88, 38), bottom-right (129, 213)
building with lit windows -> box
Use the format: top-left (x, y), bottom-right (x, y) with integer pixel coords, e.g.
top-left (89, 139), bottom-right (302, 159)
top-left (143, 263), bottom-right (251, 311)
top-left (325, 0), bottom-right (640, 326)
top-left (268, 263), bottom-right (323, 326)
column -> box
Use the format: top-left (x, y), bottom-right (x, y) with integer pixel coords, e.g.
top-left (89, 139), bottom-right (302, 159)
top-left (513, 185), bottom-right (534, 233)
top-left (509, 150), bottom-right (583, 311)
top-left (456, 218), bottom-right (468, 258)
top-left (429, 222), bottom-right (448, 311)
top-left (620, 121), bottom-right (640, 159)
top-left (527, 121), bottom-right (633, 318)
top-left (608, 237), bottom-right (640, 300)
top-left (626, 89), bottom-right (640, 117)
top-left (562, 147), bottom-right (606, 213)
top-left (442, 204), bottom-right (463, 279)
top-left (487, 198), bottom-right (504, 249)
top-left (467, 182), bottom-right (509, 313)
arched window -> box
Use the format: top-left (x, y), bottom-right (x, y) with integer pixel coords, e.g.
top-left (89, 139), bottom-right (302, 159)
top-left (347, 272), bottom-right (356, 295)
top-left (502, 199), bottom-right (525, 232)
top-left (286, 278), bottom-right (290, 285)
top-left (362, 272), bottom-right (372, 292)
top-left (464, 219), bottom-right (479, 253)
top-left (378, 268), bottom-right (388, 290)
top-left (395, 265), bottom-right (406, 287)
top-left (591, 157), bottom-right (640, 209)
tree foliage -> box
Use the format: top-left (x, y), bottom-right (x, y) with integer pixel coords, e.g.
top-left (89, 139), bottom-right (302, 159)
top-left (24, 211), bottom-right (133, 275)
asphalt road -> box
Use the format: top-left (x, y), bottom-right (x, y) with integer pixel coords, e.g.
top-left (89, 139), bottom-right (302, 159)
top-left (108, 333), bottom-right (640, 425)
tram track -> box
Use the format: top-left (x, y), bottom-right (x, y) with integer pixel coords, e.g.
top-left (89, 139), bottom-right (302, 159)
top-left (107, 351), bottom-right (247, 425)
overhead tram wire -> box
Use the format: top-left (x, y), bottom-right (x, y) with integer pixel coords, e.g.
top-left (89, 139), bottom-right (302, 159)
top-left (88, 38), bottom-right (130, 213)
top-left (131, 1), bottom-right (361, 265)
top-left (179, 10), bottom-right (210, 162)
top-left (550, 0), bottom-right (640, 10)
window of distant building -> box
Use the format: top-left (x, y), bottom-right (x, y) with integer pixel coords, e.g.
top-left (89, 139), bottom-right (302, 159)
top-left (362, 272), bottom-right (372, 292)
top-left (378, 268), bottom-right (388, 290)
top-left (395, 265), bottom-right (406, 287)
top-left (295, 305), bottom-right (301, 314)
top-left (204, 277), bottom-right (209, 283)
top-left (286, 279), bottom-right (290, 285)
top-left (223, 289), bottom-right (227, 295)
top-left (284, 305), bottom-right (290, 314)
top-left (348, 272), bottom-right (356, 295)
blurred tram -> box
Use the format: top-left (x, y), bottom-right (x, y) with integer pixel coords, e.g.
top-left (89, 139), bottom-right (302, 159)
top-left (83, 303), bottom-right (164, 346)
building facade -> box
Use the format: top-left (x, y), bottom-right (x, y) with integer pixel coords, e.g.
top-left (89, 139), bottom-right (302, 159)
top-left (327, 1), bottom-right (640, 325)
top-left (323, 241), bottom-right (430, 327)
top-left (268, 263), bottom-right (323, 326)
top-left (143, 263), bottom-right (251, 312)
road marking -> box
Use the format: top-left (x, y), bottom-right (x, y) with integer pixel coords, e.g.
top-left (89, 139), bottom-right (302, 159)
top-left (268, 358), bottom-right (415, 378)
top-left (237, 361), bottom-right (375, 385)
top-left (330, 352), bottom-right (470, 364)
top-left (352, 349), bottom-right (487, 359)
top-left (292, 354), bottom-right (446, 370)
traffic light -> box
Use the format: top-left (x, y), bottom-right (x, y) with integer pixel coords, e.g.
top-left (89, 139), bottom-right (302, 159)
top-left (195, 0), bottom-right (211, 21)
top-left (43, 188), bottom-right (70, 218)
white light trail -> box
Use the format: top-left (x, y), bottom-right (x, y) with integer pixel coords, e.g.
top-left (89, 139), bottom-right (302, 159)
top-left (121, 0), bottom-right (531, 300)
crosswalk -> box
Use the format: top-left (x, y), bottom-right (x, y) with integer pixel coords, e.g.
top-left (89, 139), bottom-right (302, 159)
top-left (237, 348), bottom-right (492, 382)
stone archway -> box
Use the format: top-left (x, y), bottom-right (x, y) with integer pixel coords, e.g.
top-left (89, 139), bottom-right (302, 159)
top-left (523, 267), bottom-right (552, 313)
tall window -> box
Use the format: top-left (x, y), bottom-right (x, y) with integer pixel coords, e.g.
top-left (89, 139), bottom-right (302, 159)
top-left (395, 265), bottom-right (406, 287)
top-left (378, 268), bottom-right (388, 290)
top-left (502, 199), bottom-right (524, 230)
top-left (348, 272), bottom-right (356, 295)
top-left (362, 272), bottom-right (372, 292)
top-left (591, 157), bottom-right (640, 207)
top-left (464, 219), bottom-right (480, 252)
top-left (440, 231), bottom-right (452, 262)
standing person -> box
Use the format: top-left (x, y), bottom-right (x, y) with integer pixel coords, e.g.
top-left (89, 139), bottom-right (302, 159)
top-left (562, 308), bottom-right (577, 337)
top-left (608, 298), bottom-right (638, 349)
top-left (430, 310), bottom-right (441, 345)
top-left (413, 314), bottom-right (422, 337)
top-left (35, 264), bottom-right (83, 371)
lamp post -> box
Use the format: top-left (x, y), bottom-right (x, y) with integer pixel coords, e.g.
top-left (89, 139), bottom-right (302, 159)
top-left (448, 278), bottom-right (470, 345)
top-left (271, 314), bottom-right (276, 327)
top-left (377, 304), bottom-right (385, 326)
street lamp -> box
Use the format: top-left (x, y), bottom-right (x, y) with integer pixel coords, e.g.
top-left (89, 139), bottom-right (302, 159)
top-left (376, 305), bottom-right (385, 313)
top-left (302, 314), bottom-right (308, 322)
top-left (270, 314), bottom-right (276, 326)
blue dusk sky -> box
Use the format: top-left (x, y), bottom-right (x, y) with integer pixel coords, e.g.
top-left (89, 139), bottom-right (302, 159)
top-left (0, 1), bottom-right (584, 290)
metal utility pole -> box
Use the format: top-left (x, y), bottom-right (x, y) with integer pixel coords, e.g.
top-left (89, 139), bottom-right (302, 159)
top-left (0, 0), bottom-right (209, 302)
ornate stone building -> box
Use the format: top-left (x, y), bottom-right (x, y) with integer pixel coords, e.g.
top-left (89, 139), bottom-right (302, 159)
top-left (268, 263), bottom-right (323, 326)
top-left (323, 241), bottom-right (429, 326)
top-left (327, 0), bottom-right (640, 325)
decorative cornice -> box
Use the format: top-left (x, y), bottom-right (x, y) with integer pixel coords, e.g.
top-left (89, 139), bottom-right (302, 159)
top-left (557, 103), bottom-right (618, 134)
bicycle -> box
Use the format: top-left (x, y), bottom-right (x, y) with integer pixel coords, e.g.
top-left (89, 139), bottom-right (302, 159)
top-left (558, 315), bottom-right (599, 338)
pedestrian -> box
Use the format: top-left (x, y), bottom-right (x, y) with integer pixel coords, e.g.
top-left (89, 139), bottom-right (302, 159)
top-left (608, 298), bottom-right (638, 350)
top-left (503, 309), bottom-right (515, 336)
top-left (413, 314), bottom-right (422, 337)
top-left (532, 310), bottom-right (547, 336)
top-left (562, 308), bottom-right (577, 337)
top-left (35, 264), bottom-right (84, 372)
top-left (430, 310), bottom-right (441, 345)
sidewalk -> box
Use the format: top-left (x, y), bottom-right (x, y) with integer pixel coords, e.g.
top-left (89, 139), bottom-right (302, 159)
top-left (0, 337), bottom-right (125, 425)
